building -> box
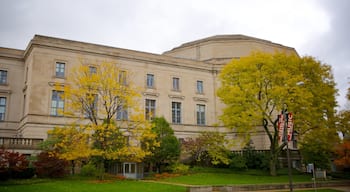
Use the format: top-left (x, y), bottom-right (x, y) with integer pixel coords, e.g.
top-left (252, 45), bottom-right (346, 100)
top-left (0, 34), bottom-right (297, 155)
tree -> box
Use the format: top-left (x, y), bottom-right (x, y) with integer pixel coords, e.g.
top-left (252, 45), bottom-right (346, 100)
top-left (336, 110), bottom-right (350, 139)
top-left (148, 117), bottom-right (180, 173)
top-left (217, 51), bottom-right (338, 176)
top-left (181, 131), bottom-right (231, 166)
top-left (0, 149), bottom-right (30, 180)
top-left (334, 140), bottom-right (350, 170)
top-left (50, 62), bottom-right (158, 179)
top-left (34, 151), bottom-right (69, 178)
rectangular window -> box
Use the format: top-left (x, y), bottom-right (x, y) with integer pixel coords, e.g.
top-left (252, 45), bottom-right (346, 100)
top-left (51, 91), bottom-right (64, 116)
top-left (172, 77), bottom-right (180, 91)
top-left (0, 97), bottom-right (6, 121)
top-left (197, 80), bottom-right (203, 94)
top-left (89, 66), bottom-right (97, 74)
top-left (0, 70), bottom-right (7, 84)
top-left (119, 70), bottom-right (127, 85)
top-left (172, 102), bottom-right (181, 124)
top-left (116, 101), bottom-right (128, 121)
top-left (146, 74), bottom-right (154, 88)
top-left (55, 62), bottom-right (65, 78)
top-left (196, 104), bottom-right (206, 125)
top-left (145, 99), bottom-right (156, 120)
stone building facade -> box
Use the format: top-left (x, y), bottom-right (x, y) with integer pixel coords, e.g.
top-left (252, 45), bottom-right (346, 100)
top-left (0, 34), bottom-right (297, 151)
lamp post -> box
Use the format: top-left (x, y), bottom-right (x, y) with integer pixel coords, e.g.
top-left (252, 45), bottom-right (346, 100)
top-left (282, 106), bottom-right (293, 192)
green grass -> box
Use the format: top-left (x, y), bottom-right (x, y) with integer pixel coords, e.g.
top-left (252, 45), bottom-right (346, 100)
top-left (0, 168), bottom-right (345, 192)
top-left (159, 167), bottom-right (313, 185)
top-left (0, 178), bottom-right (186, 192)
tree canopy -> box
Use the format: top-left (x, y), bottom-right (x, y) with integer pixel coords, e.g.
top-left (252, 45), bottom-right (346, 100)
top-left (46, 62), bottom-right (158, 179)
top-left (217, 51), bottom-right (338, 175)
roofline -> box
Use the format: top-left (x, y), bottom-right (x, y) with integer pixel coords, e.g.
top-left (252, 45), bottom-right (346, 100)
top-left (164, 34), bottom-right (296, 53)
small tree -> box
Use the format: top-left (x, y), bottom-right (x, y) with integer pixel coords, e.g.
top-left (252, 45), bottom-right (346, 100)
top-left (0, 149), bottom-right (30, 180)
top-left (182, 131), bottom-right (230, 166)
top-left (34, 152), bottom-right (69, 178)
top-left (49, 62), bottom-right (158, 179)
top-left (148, 117), bottom-right (180, 173)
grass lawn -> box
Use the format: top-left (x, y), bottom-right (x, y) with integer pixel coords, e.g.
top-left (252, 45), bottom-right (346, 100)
top-left (159, 167), bottom-right (314, 185)
top-left (0, 168), bottom-right (345, 192)
top-left (0, 178), bottom-right (186, 192)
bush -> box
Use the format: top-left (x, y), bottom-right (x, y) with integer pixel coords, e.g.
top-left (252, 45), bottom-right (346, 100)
top-left (168, 163), bottom-right (189, 174)
top-left (80, 162), bottom-right (97, 177)
top-left (34, 152), bottom-right (69, 178)
top-left (12, 168), bottom-right (35, 179)
top-left (0, 149), bottom-right (31, 180)
top-left (229, 153), bottom-right (247, 170)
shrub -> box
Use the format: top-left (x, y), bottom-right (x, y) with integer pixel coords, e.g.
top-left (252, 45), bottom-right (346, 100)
top-left (169, 163), bottom-right (189, 174)
top-left (34, 151), bottom-right (69, 178)
top-left (0, 149), bottom-right (31, 180)
top-left (80, 162), bottom-right (97, 177)
top-left (229, 153), bottom-right (247, 170)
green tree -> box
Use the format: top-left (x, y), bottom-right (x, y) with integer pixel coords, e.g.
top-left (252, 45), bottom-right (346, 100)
top-left (149, 117), bottom-right (180, 173)
top-left (182, 131), bottom-right (230, 166)
top-left (217, 51), bottom-right (337, 176)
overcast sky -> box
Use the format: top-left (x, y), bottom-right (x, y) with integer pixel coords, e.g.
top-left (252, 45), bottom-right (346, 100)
top-left (0, 0), bottom-right (349, 109)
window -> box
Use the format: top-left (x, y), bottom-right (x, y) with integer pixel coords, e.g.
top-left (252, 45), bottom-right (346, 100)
top-left (145, 99), bottom-right (156, 120)
top-left (51, 91), bottom-right (64, 116)
top-left (116, 101), bottom-right (128, 120)
top-left (146, 74), bottom-right (154, 88)
top-left (197, 80), bottom-right (203, 94)
top-left (196, 104), bottom-right (205, 125)
top-left (172, 77), bottom-right (180, 91)
top-left (89, 66), bottom-right (97, 74)
top-left (172, 102), bottom-right (181, 124)
top-left (0, 97), bottom-right (6, 121)
top-left (119, 70), bottom-right (127, 85)
top-left (85, 94), bottom-right (98, 118)
top-left (0, 70), bottom-right (7, 84)
top-left (55, 62), bottom-right (65, 78)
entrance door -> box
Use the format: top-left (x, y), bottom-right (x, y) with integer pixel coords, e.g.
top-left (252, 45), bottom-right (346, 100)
top-left (123, 162), bottom-right (137, 179)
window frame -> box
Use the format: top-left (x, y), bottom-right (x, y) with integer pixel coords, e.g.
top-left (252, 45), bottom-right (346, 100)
top-left (145, 99), bottom-right (156, 120)
top-left (55, 62), bottom-right (66, 78)
top-left (196, 80), bottom-right (204, 94)
top-left (146, 74), bottom-right (154, 88)
top-left (172, 77), bottom-right (180, 91)
top-left (0, 97), bottom-right (7, 121)
top-left (0, 70), bottom-right (8, 85)
top-left (196, 104), bottom-right (206, 125)
top-left (172, 102), bottom-right (181, 124)
top-left (50, 90), bottom-right (64, 116)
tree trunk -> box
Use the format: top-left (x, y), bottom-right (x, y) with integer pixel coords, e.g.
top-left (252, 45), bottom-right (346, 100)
top-left (269, 150), bottom-right (278, 176)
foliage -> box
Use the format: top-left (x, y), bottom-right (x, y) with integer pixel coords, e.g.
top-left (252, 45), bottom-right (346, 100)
top-left (217, 51), bottom-right (338, 175)
top-left (336, 110), bottom-right (350, 139)
top-left (299, 131), bottom-right (335, 170)
top-left (34, 152), bottom-right (69, 178)
top-left (167, 163), bottom-right (189, 174)
top-left (148, 117), bottom-right (180, 173)
top-left (228, 153), bottom-right (247, 170)
top-left (47, 62), bottom-right (158, 179)
top-left (181, 131), bottom-right (230, 166)
top-left (0, 149), bottom-right (31, 180)
top-left (334, 139), bottom-right (350, 169)
top-left (242, 146), bottom-right (270, 170)
top-left (80, 162), bottom-right (98, 177)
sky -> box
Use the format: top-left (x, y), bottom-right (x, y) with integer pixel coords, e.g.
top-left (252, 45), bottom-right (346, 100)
top-left (0, 0), bottom-right (349, 109)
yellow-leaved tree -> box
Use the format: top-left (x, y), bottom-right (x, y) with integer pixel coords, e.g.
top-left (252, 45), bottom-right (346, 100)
top-left (217, 51), bottom-right (338, 176)
top-left (46, 62), bottom-right (158, 179)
